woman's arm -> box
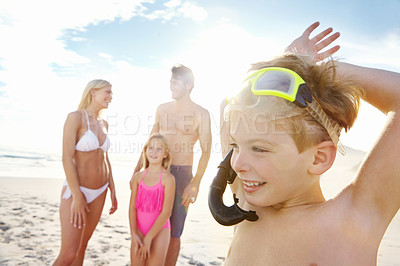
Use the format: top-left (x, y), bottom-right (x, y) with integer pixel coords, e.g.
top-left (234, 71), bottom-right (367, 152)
top-left (105, 152), bottom-right (118, 215)
top-left (103, 120), bottom-right (118, 215)
top-left (62, 111), bottom-right (89, 229)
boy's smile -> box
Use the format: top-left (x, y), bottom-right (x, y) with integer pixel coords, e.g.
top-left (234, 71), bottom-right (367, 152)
top-left (240, 179), bottom-right (267, 193)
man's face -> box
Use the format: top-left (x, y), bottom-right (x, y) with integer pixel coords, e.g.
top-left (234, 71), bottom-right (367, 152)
top-left (170, 75), bottom-right (188, 100)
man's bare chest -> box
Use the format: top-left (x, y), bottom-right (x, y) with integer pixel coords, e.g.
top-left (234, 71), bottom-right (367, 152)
top-left (159, 111), bottom-right (198, 135)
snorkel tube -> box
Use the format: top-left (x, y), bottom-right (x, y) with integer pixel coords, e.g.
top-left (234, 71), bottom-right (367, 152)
top-left (208, 149), bottom-right (259, 226)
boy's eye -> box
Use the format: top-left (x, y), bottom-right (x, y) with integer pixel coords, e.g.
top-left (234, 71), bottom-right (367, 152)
top-left (252, 146), bottom-right (269, 153)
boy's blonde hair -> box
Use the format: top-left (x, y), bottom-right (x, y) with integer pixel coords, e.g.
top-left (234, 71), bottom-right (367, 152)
top-left (226, 54), bottom-right (364, 153)
top-left (77, 79), bottom-right (112, 110)
top-left (142, 133), bottom-right (172, 170)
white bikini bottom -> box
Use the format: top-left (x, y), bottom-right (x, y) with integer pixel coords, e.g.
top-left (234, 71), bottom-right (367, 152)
top-left (62, 181), bottom-right (109, 203)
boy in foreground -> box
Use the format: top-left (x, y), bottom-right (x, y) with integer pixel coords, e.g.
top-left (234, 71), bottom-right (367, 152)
top-left (220, 22), bottom-right (400, 265)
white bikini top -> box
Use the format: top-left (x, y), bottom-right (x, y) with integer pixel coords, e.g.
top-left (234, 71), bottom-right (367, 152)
top-left (75, 110), bottom-right (110, 152)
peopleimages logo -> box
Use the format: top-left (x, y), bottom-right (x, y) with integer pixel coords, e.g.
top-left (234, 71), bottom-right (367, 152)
top-left (107, 140), bottom-right (224, 154)
top-left (103, 111), bottom-right (325, 155)
top-left (104, 113), bottom-right (155, 136)
top-left (103, 112), bottom-right (221, 136)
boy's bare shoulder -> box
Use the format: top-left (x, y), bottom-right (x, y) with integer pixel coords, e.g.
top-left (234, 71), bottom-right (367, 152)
top-left (226, 200), bottom-right (375, 265)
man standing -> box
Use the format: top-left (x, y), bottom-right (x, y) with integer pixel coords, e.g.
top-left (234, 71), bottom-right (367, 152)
top-left (133, 64), bottom-right (212, 265)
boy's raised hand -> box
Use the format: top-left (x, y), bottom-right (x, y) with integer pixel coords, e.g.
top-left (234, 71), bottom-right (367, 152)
top-left (285, 21), bottom-right (340, 62)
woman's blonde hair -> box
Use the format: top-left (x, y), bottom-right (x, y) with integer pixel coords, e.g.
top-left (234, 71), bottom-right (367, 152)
top-left (77, 79), bottom-right (112, 110)
top-left (142, 133), bottom-right (172, 170)
top-left (226, 54), bottom-right (364, 153)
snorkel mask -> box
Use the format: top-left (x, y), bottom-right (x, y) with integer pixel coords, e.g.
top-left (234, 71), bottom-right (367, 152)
top-left (209, 67), bottom-right (344, 226)
top-left (244, 67), bottom-right (344, 154)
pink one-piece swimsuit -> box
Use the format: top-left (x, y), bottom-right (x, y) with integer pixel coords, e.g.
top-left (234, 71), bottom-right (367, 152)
top-left (135, 168), bottom-right (171, 235)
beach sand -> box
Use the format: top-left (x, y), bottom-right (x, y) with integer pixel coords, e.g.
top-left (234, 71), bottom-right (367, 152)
top-left (1, 147), bottom-right (400, 265)
top-left (0, 176), bottom-right (231, 266)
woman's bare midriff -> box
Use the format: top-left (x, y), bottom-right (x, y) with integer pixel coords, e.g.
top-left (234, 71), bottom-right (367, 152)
top-left (74, 149), bottom-right (109, 188)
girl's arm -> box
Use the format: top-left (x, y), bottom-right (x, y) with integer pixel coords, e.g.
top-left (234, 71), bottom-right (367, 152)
top-left (129, 173), bottom-right (142, 255)
top-left (62, 111), bottom-right (89, 229)
top-left (335, 62), bottom-right (400, 224)
top-left (139, 172), bottom-right (176, 258)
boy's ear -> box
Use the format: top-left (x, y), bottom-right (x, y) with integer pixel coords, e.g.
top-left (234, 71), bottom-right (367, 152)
top-left (308, 141), bottom-right (337, 175)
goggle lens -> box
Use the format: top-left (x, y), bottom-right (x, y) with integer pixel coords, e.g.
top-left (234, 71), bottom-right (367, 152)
top-left (253, 71), bottom-right (294, 94)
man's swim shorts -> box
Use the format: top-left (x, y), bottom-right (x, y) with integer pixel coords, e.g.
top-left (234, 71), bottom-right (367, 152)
top-left (169, 165), bottom-right (193, 238)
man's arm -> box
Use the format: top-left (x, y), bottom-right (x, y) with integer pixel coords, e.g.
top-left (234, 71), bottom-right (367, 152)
top-left (182, 109), bottom-right (212, 206)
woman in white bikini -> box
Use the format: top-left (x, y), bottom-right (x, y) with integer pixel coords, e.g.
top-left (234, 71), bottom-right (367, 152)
top-left (53, 79), bottom-right (118, 265)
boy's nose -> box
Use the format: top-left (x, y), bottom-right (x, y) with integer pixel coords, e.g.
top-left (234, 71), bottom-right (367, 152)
top-left (231, 150), bottom-right (250, 174)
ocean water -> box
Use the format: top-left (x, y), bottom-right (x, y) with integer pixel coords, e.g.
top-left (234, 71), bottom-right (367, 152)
top-left (0, 145), bottom-right (63, 179)
top-left (0, 145), bottom-right (136, 181)
top-left (0, 144), bottom-right (224, 186)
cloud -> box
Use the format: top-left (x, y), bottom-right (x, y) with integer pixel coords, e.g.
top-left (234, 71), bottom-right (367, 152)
top-left (143, 0), bottom-right (208, 22)
top-left (0, 0), bottom-right (202, 151)
top-left (99, 52), bottom-right (113, 60)
top-left (0, 0), bottom-right (158, 150)
top-left (178, 2), bottom-right (208, 22)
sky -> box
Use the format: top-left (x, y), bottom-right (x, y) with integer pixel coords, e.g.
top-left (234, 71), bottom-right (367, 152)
top-left (1, 0), bottom-right (400, 160)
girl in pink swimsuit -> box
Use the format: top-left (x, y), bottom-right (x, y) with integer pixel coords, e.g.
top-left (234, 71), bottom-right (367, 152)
top-left (129, 133), bottom-right (175, 265)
